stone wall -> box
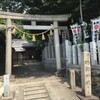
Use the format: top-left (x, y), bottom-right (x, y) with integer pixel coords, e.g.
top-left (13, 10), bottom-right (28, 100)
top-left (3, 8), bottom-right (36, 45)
top-left (42, 58), bottom-right (66, 72)
top-left (92, 70), bottom-right (100, 98)
top-left (74, 69), bottom-right (100, 98)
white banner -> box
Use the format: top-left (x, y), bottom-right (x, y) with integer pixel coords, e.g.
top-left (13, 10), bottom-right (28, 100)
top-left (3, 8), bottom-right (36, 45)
top-left (91, 18), bottom-right (100, 42)
top-left (70, 23), bottom-right (81, 44)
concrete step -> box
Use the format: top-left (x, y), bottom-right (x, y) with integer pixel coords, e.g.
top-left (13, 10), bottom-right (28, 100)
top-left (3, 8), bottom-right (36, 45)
top-left (24, 84), bottom-right (45, 88)
top-left (24, 86), bottom-right (45, 92)
top-left (24, 89), bottom-right (47, 96)
top-left (23, 83), bottom-right (49, 100)
top-left (24, 93), bottom-right (49, 100)
top-left (34, 98), bottom-right (49, 100)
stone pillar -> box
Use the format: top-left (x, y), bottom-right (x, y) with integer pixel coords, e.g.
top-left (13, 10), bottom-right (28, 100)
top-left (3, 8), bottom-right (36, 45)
top-left (97, 41), bottom-right (100, 65)
top-left (47, 46), bottom-right (50, 58)
top-left (81, 52), bottom-right (92, 96)
top-left (70, 69), bottom-right (75, 90)
top-left (60, 44), bottom-right (63, 58)
top-left (84, 43), bottom-right (89, 52)
top-left (65, 40), bottom-right (72, 65)
top-left (51, 46), bottom-right (54, 58)
top-left (72, 45), bottom-right (78, 65)
top-left (90, 42), bottom-right (97, 65)
top-left (3, 75), bottom-right (10, 97)
top-left (53, 21), bottom-right (61, 70)
top-left (31, 21), bottom-right (36, 26)
top-left (44, 46), bottom-right (48, 59)
top-left (77, 44), bottom-right (82, 65)
top-left (48, 43), bottom-right (51, 58)
top-left (5, 18), bottom-right (12, 75)
top-left (53, 46), bottom-right (55, 58)
top-left (62, 42), bottom-right (66, 58)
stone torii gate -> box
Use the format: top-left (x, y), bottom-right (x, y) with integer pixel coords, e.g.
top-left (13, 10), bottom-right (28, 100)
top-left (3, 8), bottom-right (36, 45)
top-left (0, 11), bottom-right (71, 75)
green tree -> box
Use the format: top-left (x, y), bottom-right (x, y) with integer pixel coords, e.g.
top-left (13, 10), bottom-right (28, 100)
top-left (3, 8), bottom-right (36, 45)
top-left (0, 0), bottom-right (100, 21)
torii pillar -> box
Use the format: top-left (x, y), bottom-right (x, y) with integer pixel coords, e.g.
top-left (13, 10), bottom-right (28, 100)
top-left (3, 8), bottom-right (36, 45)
top-left (5, 18), bottom-right (12, 75)
top-left (53, 21), bottom-right (61, 71)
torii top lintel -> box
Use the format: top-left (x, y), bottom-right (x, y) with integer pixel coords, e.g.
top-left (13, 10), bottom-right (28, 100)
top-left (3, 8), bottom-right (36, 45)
top-left (0, 11), bottom-right (71, 22)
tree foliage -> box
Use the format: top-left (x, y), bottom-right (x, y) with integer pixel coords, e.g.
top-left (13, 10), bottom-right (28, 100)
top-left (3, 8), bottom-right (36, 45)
top-left (0, 0), bottom-right (100, 47)
top-left (0, 0), bottom-right (100, 23)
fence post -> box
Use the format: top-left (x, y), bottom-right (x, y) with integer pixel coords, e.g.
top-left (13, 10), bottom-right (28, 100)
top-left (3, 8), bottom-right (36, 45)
top-left (65, 40), bottom-right (72, 65)
top-left (83, 43), bottom-right (89, 52)
top-left (77, 44), bottom-right (82, 65)
top-left (97, 41), bottom-right (100, 65)
top-left (72, 45), bottom-right (78, 65)
top-left (70, 69), bottom-right (75, 90)
top-left (90, 42), bottom-right (97, 65)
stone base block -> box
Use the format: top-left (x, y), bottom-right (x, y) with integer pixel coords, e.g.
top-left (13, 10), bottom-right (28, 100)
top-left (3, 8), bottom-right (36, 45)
top-left (77, 93), bottom-right (99, 100)
top-left (0, 75), bottom-right (15, 82)
top-left (10, 75), bottom-right (15, 82)
top-left (1, 92), bottom-right (15, 100)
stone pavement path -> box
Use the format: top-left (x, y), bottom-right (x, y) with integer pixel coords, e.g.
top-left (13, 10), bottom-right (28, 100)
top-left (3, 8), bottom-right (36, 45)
top-left (0, 61), bottom-right (80, 100)
top-left (23, 83), bottom-right (49, 100)
top-left (11, 79), bottom-right (79, 100)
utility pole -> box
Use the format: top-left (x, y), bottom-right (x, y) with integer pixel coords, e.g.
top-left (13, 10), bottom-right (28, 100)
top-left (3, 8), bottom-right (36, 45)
top-left (80, 0), bottom-right (83, 23)
top-left (80, 0), bottom-right (89, 42)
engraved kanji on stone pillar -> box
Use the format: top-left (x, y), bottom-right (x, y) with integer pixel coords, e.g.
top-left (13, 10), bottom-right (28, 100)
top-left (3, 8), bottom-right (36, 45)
top-left (81, 52), bottom-right (92, 97)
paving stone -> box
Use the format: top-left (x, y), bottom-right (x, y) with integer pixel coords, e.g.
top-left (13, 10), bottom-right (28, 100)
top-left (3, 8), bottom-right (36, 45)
top-left (24, 89), bottom-right (47, 95)
top-left (24, 93), bottom-right (48, 100)
top-left (24, 84), bottom-right (49, 100)
top-left (24, 86), bottom-right (45, 92)
top-left (35, 98), bottom-right (49, 100)
top-left (24, 84), bottom-right (45, 88)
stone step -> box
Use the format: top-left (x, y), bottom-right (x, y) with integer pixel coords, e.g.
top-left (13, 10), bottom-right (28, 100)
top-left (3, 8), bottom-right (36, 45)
top-left (24, 84), bottom-right (45, 88)
top-left (34, 98), bottom-right (49, 100)
top-left (24, 93), bottom-right (48, 100)
top-left (24, 86), bottom-right (45, 92)
top-left (24, 89), bottom-right (47, 96)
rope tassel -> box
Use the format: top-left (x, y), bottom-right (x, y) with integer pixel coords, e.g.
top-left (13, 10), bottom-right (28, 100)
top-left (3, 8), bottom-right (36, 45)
top-left (50, 30), bottom-right (53, 35)
top-left (32, 35), bottom-right (36, 41)
top-left (22, 33), bottom-right (26, 40)
top-left (42, 33), bottom-right (45, 40)
top-left (11, 28), bottom-right (16, 35)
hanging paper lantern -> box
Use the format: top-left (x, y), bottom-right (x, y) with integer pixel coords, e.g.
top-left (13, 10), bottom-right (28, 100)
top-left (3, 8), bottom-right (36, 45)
top-left (50, 30), bottom-right (53, 35)
top-left (42, 33), bottom-right (45, 40)
top-left (32, 35), bottom-right (36, 41)
top-left (11, 28), bottom-right (16, 35)
top-left (22, 33), bottom-right (26, 40)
